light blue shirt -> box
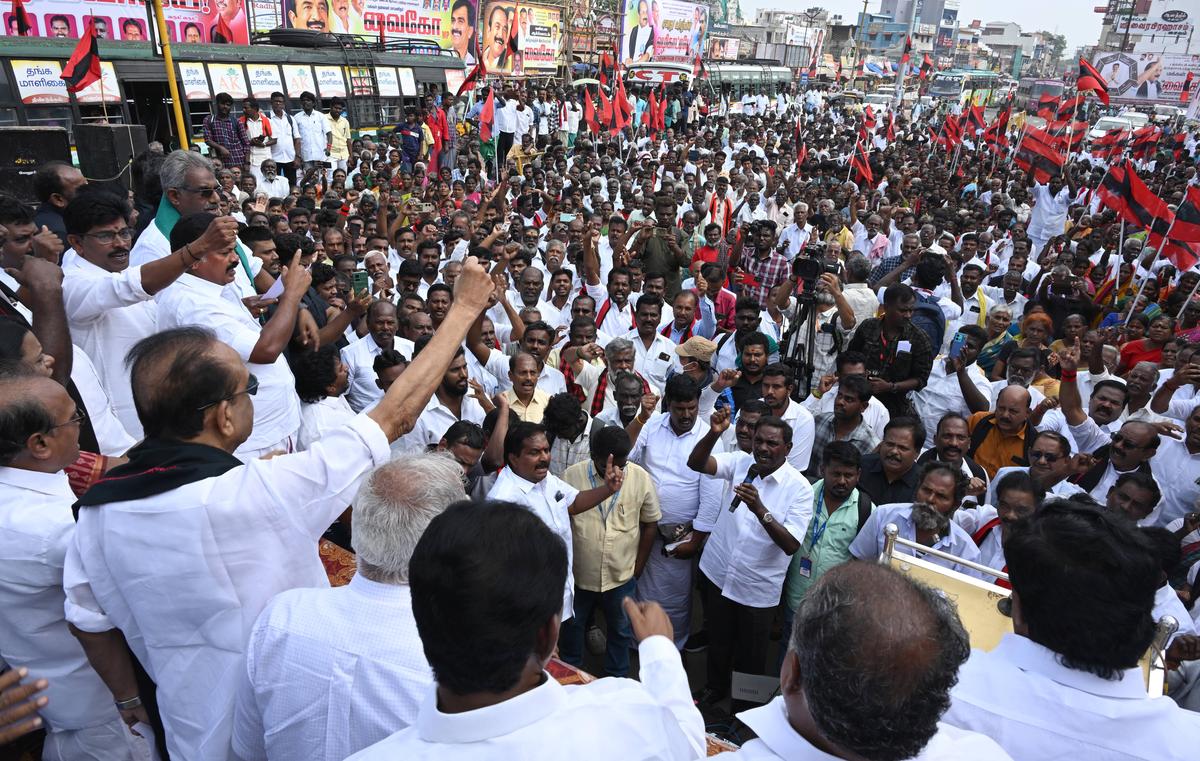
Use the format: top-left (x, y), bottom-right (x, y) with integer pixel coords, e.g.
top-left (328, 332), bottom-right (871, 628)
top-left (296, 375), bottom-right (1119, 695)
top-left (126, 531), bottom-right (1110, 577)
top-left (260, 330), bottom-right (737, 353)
top-left (848, 502), bottom-right (983, 578)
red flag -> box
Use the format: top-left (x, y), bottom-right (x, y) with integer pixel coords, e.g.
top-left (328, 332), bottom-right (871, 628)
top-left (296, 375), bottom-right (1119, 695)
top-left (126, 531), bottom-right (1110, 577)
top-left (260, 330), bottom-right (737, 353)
top-left (862, 105), bottom-right (876, 131)
top-left (643, 88), bottom-right (656, 127)
top-left (455, 58), bottom-right (487, 97)
top-left (919, 53), bottom-right (933, 81)
top-left (655, 87), bottom-right (668, 131)
top-left (796, 142), bottom-right (808, 172)
top-left (899, 36), bottom-right (912, 67)
top-left (1013, 128), bottom-right (1064, 184)
top-left (692, 54), bottom-right (707, 80)
top-left (1091, 127), bottom-right (1129, 159)
top-left (1036, 93), bottom-right (1060, 120)
top-left (1170, 185), bottom-right (1200, 243)
top-left (613, 76), bottom-right (633, 130)
top-left (583, 89), bottom-right (598, 134)
top-left (1077, 58), bottom-right (1110, 105)
top-left (964, 104), bottom-right (987, 135)
top-left (61, 17), bottom-right (101, 93)
top-left (941, 114), bottom-right (962, 149)
top-left (215, 13), bottom-right (236, 43)
top-left (507, 4), bottom-right (520, 58)
top-left (478, 88), bottom-right (495, 141)
top-left (599, 52), bottom-right (613, 87)
top-left (886, 111), bottom-right (895, 142)
top-left (1129, 125), bottom-right (1162, 159)
top-left (1097, 160), bottom-right (1172, 232)
top-left (1056, 94), bottom-right (1087, 121)
top-left (1182, 72), bottom-right (1195, 105)
top-left (850, 140), bottom-right (874, 187)
top-left (10, 0), bottom-right (32, 36)
top-left (835, 60), bottom-right (843, 82)
top-left (1045, 118), bottom-right (1089, 152)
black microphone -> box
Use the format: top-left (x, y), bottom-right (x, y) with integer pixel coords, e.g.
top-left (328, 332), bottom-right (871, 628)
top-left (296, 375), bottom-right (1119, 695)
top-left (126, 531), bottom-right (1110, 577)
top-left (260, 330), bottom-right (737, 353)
top-left (729, 464), bottom-right (760, 512)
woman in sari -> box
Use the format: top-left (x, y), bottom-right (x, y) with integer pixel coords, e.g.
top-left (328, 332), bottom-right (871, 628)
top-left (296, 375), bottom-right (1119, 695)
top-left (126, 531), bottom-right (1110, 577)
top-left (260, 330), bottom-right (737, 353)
top-left (990, 311), bottom-right (1053, 382)
top-left (976, 304), bottom-right (1014, 378)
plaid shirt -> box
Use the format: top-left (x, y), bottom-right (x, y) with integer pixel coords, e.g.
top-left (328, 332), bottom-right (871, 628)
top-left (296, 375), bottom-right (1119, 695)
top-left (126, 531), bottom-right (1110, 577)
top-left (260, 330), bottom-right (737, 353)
top-left (203, 114), bottom-right (250, 168)
top-left (806, 411), bottom-right (880, 476)
top-left (740, 244), bottom-right (791, 307)
top-left (867, 254), bottom-right (916, 287)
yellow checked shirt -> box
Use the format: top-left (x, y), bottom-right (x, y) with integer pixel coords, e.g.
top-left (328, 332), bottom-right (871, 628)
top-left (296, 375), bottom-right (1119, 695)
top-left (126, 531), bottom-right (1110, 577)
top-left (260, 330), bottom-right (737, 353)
top-left (503, 388), bottom-right (550, 423)
top-left (563, 460), bottom-right (661, 592)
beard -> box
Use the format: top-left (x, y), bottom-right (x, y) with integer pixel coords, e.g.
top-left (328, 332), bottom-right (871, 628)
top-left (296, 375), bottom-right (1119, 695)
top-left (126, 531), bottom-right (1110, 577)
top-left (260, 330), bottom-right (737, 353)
top-left (815, 291), bottom-right (836, 307)
top-left (911, 502), bottom-right (951, 537)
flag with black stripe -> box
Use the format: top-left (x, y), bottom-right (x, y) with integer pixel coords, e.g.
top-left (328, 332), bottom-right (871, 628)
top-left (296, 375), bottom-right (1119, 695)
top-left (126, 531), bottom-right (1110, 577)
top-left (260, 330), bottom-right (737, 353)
top-left (455, 58), bottom-right (487, 97)
top-left (983, 101), bottom-right (1011, 154)
top-left (850, 140), bottom-right (873, 187)
top-left (964, 104), bottom-right (987, 136)
top-left (1077, 58), bottom-right (1110, 104)
top-left (1057, 94), bottom-right (1087, 121)
top-left (1013, 127), bottom-right (1064, 183)
top-left (1171, 186), bottom-right (1200, 243)
top-left (1130, 125), bottom-right (1162, 159)
top-left (1097, 160), bottom-right (1171, 231)
top-left (61, 17), bottom-right (101, 93)
top-left (919, 53), bottom-right (933, 81)
top-left (899, 36), bottom-right (912, 67)
top-left (1037, 93), bottom-right (1059, 120)
top-left (10, 0), bottom-right (31, 35)
top-left (1182, 72), bottom-right (1195, 105)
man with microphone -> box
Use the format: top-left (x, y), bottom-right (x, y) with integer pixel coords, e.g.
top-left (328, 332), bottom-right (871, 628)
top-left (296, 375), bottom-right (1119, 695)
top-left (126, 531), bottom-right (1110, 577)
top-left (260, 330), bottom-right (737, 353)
top-left (687, 405), bottom-right (814, 707)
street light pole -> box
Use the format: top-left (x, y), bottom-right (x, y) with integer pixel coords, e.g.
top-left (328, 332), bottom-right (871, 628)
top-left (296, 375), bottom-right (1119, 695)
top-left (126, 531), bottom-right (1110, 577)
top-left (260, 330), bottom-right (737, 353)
top-left (892, 0), bottom-right (920, 108)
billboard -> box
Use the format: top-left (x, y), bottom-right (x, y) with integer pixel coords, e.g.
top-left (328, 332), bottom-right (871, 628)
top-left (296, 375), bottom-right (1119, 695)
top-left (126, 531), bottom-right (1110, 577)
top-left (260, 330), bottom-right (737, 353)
top-left (278, 0), bottom-right (480, 68)
top-left (477, 2), bottom-right (562, 75)
top-left (620, 0), bottom-right (708, 65)
top-left (1091, 50), bottom-right (1200, 103)
top-left (2, 0), bottom-right (251, 44)
top-left (709, 35), bottom-right (738, 60)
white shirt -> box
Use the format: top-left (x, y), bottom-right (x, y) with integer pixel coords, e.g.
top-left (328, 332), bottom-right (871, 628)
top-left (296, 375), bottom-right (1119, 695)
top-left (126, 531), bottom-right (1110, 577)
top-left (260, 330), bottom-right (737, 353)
top-left (1149, 436), bottom-right (1200, 527)
top-left (233, 575), bottom-right (432, 761)
top-left (945, 633), bottom-right (1200, 760)
top-left (346, 635), bottom-right (704, 760)
top-left (914, 359), bottom-right (992, 449)
top-left (488, 467), bottom-right (580, 619)
top-left (626, 330), bottom-right (678, 395)
top-left (258, 174), bottom-right (291, 199)
top-left (398, 392), bottom-right (487, 453)
top-left (342, 334), bottom-right (389, 413)
top-left (267, 110), bottom-right (299, 163)
top-left (131, 216), bottom-right (259, 300)
top-left (61, 251), bottom-right (157, 437)
top-left (777, 399), bottom-right (816, 475)
top-left (294, 109), bottom-right (331, 162)
top-left (63, 415), bottom-right (393, 761)
top-left (733, 696), bottom-right (1013, 760)
top-left (802, 383), bottom-right (890, 441)
top-left (585, 282), bottom-right (635, 338)
top-left (482, 347), bottom-right (567, 396)
top-left (630, 412), bottom-right (710, 525)
top-left (296, 394), bottom-right (356, 451)
top-left (849, 503), bottom-right (984, 578)
top-left (778, 222), bottom-right (813, 260)
top-left (1027, 183), bottom-right (1071, 242)
top-left (158, 274), bottom-right (300, 455)
top-left (0, 467), bottom-right (134, 752)
top-left (699, 453), bottom-right (812, 608)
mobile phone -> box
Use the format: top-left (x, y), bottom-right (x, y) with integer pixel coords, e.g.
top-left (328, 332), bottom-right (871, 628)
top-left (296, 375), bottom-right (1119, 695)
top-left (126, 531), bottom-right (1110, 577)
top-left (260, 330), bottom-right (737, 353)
top-left (948, 331), bottom-right (967, 360)
top-left (351, 270), bottom-right (369, 294)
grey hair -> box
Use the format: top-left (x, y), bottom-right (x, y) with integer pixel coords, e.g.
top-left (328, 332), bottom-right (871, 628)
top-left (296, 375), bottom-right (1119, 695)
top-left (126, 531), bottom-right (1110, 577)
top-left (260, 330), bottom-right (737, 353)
top-left (791, 563), bottom-right (970, 761)
top-left (844, 252), bottom-right (871, 283)
top-left (605, 336), bottom-right (634, 357)
top-left (159, 149), bottom-right (214, 192)
top-left (352, 452), bottom-right (467, 585)
top-left (986, 304), bottom-right (1013, 320)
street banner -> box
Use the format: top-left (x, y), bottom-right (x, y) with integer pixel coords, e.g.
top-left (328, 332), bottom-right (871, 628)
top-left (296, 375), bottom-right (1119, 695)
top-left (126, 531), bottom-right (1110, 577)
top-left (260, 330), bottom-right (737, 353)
top-left (3, 0), bottom-right (251, 44)
top-left (477, 1), bottom-right (561, 75)
top-left (1092, 51), bottom-right (1200, 103)
top-left (620, 0), bottom-right (708, 65)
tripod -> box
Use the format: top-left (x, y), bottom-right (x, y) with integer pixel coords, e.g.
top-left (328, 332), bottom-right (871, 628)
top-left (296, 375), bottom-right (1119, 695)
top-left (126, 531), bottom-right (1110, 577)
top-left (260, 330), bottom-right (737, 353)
top-left (781, 291), bottom-right (820, 402)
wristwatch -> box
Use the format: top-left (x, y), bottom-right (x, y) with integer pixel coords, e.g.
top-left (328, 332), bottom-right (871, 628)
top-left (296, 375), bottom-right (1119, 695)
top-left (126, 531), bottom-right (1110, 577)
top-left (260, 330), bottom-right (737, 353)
top-left (759, 512), bottom-right (775, 526)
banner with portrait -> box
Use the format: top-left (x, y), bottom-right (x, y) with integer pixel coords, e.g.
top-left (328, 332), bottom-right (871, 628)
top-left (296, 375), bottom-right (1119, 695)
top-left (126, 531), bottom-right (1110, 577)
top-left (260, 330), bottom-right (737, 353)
top-left (2, 0), bottom-right (251, 44)
top-left (1091, 51), bottom-right (1200, 103)
top-left (277, 0), bottom-right (479, 68)
top-left (619, 0), bottom-right (708, 66)
top-left (476, 2), bottom-right (561, 76)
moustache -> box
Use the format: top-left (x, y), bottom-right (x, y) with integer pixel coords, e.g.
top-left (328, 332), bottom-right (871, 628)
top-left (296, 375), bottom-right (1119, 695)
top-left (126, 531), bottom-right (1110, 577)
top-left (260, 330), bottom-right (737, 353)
top-left (911, 502), bottom-right (951, 536)
top-left (225, 260), bottom-right (239, 272)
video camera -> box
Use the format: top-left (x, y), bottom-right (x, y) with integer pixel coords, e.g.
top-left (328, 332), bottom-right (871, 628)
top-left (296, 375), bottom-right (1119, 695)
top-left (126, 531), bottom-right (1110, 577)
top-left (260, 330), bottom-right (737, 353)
top-left (792, 244), bottom-right (841, 296)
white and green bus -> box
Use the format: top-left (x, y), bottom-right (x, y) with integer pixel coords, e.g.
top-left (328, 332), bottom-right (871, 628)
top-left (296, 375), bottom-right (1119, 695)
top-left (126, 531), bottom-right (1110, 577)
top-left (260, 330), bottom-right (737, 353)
top-left (929, 69), bottom-right (1004, 107)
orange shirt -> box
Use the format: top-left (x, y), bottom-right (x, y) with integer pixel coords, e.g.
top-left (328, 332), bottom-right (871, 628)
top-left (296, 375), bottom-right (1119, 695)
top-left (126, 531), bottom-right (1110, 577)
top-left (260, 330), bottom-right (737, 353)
top-left (968, 411), bottom-right (1027, 478)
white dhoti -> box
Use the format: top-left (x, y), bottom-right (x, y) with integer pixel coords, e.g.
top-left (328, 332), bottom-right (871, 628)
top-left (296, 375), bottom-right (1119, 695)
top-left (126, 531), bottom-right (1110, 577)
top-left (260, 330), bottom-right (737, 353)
top-left (636, 536), bottom-right (694, 649)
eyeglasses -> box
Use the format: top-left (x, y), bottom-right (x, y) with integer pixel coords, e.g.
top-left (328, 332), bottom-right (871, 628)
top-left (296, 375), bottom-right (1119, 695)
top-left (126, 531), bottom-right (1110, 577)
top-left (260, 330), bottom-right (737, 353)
top-left (180, 186), bottom-right (220, 197)
top-left (84, 228), bottom-right (134, 244)
top-left (1111, 432), bottom-right (1149, 450)
top-left (47, 408), bottom-right (88, 431)
top-left (1028, 450), bottom-right (1060, 463)
top-left (197, 374), bottom-right (259, 411)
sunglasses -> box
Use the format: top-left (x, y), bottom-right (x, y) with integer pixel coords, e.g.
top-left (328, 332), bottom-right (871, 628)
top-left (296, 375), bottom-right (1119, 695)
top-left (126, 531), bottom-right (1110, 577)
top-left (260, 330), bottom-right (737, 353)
top-left (197, 374), bottom-right (259, 411)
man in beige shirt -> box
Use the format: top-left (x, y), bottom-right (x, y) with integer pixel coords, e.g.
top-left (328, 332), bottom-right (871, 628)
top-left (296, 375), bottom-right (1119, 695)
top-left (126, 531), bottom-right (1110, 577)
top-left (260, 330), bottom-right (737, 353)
top-left (559, 424), bottom-right (660, 677)
top-left (504, 352), bottom-right (551, 423)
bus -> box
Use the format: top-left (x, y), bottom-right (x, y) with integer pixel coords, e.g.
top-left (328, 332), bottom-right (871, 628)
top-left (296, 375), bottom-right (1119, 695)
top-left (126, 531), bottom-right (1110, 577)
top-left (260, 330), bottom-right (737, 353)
top-left (929, 69), bottom-right (1004, 107)
top-left (1016, 77), bottom-right (1065, 113)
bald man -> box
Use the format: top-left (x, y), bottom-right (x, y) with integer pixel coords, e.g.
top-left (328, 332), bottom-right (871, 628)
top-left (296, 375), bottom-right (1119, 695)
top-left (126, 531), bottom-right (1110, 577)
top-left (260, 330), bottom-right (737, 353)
top-left (966, 385), bottom-right (1032, 478)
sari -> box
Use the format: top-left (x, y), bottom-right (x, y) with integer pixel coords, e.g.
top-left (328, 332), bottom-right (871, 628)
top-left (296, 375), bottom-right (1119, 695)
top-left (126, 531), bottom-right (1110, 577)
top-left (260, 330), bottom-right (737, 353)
top-left (977, 331), bottom-right (1014, 376)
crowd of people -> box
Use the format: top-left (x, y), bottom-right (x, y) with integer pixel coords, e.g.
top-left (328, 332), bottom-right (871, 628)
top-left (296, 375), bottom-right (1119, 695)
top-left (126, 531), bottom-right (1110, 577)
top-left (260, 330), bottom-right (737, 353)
top-left (2, 71), bottom-right (1200, 761)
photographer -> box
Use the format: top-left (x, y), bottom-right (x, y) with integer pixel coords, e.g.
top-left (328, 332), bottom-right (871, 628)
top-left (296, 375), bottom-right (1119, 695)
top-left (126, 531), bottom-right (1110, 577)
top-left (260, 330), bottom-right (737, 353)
top-left (773, 249), bottom-right (857, 392)
top-left (729, 219), bottom-right (790, 309)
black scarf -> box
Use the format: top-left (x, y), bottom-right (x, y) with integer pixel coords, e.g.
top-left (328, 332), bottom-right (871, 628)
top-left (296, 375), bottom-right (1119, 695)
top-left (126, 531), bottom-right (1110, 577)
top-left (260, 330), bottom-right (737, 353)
top-left (75, 438), bottom-right (242, 508)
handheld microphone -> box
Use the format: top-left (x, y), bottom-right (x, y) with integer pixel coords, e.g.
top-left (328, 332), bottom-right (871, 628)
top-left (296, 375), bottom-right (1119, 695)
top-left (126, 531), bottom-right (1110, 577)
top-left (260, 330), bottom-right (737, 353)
top-left (729, 464), bottom-right (760, 512)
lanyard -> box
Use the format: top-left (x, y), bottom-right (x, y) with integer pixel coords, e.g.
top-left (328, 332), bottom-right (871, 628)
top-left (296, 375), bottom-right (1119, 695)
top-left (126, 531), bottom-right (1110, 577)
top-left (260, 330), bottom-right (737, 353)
top-left (807, 486), bottom-right (833, 551)
top-left (587, 462), bottom-right (621, 523)
top-left (878, 329), bottom-right (891, 367)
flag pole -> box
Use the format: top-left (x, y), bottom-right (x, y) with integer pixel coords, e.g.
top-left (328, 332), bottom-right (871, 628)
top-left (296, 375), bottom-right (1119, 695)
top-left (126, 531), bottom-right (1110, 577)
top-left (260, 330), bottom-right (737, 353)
top-left (150, 0), bottom-right (189, 149)
top-left (1175, 275), bottom-right (1200, 322)
top-left (1125, 218), bottom-right (1175, 328)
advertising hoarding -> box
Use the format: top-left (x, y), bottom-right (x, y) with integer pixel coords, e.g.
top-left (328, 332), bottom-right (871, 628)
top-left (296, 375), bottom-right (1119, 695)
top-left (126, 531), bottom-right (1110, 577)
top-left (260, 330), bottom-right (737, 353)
top-left (1091, 50), bottom-right (1200, 103)
top-left (620, 0), bottom-right (708, 65)
top-left (3, 0), bottom-right (250, 44)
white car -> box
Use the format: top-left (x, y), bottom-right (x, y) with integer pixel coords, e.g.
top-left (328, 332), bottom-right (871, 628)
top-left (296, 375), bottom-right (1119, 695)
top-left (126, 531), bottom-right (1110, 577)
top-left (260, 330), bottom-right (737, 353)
top-left (1088, 115), bottom-right (1134, 142)
top-left (862, 93), bottom-right (893, 114)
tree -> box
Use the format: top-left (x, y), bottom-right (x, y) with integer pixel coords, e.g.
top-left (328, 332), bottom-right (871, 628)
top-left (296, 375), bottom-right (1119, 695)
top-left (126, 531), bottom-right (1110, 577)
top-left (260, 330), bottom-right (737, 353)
top-left (1040, 31), bottom-right (1067, 67)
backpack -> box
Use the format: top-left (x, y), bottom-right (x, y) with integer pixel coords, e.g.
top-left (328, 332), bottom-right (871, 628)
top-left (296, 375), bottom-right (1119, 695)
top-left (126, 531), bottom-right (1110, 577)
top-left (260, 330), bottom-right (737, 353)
top-left (856, 491), bottom-right (875, 533)
top-left (910, 291), bottom-right (947, 351)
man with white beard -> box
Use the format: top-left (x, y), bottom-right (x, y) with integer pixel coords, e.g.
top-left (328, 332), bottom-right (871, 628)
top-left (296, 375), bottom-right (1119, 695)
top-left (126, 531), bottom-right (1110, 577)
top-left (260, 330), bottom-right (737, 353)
top-left (776, 270), bottom-right (856, 391)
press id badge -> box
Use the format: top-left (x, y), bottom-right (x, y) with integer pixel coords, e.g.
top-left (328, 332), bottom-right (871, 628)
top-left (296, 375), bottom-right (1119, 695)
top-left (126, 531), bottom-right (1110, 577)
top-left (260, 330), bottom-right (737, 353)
top-left (797, 557), bottom-right (813, 577)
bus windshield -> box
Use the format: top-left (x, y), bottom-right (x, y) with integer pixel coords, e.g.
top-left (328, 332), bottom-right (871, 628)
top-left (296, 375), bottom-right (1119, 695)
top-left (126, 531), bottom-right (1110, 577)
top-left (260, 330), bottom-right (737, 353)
top-left (929, 74), bottom-right (963, 99)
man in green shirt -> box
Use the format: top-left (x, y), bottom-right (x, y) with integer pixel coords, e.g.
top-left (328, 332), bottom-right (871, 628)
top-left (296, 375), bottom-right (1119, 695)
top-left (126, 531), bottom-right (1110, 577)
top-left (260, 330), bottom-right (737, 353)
top-left (783, 441), bottom-right (872, 633)
top-left (631, 193), bottom-right (690, 300)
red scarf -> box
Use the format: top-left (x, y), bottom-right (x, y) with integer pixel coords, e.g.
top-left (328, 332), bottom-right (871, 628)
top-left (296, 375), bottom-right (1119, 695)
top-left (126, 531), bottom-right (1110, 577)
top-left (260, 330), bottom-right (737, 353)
top-left (594, 298), bottom-right (632, 332)
top-left (559, 357), bottom-right (650, 416)
top-left (662, 319), bottom-right (694, 341)
top-left (971, 517), bottom-right (1010, 590)
top-left (709, 194), bottom-right (733, 236)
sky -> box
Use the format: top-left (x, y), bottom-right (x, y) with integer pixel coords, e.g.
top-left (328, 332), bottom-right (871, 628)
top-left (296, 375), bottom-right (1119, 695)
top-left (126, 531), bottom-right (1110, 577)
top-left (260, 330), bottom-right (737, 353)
top-left (737, 0), bottom-right (1105, 53)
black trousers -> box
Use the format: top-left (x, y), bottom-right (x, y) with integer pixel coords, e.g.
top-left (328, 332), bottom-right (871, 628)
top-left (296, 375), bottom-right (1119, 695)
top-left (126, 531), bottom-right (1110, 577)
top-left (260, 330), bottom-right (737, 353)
top-left (496, 131), bottom-right (514, 167)
top-left (701, 572), bottom-right (773, 696)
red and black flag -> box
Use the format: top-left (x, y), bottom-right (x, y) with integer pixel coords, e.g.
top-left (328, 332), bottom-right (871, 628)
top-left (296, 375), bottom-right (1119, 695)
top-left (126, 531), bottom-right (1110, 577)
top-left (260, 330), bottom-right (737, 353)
top-left (964, 103), bottom-right (987, 136)
top-left (796, 142), bottom-right (808, 173)
top-left (983, 102), bottom-right (1011, 154)
top-left (1077, 58), bottom-right (1110, 104)
top-left (1013, 127), bottom-right (1065, 184)
top-left (506, 4), bottom-right (521, 58)
top-left (596, 86), bottom-right (614, 133)
top-left (862, 105), bottom-right (876, 131)
top-left (599, 50), bottom-right (614, 87)
top-left (692, 54), bottom-right (707, 80)
top-left (455, 58), bottom-right (487, 97)
top-left (655, 87), bottom-right (668, 131)
top-left (1130, 125), bottom-right (1162, 159)
top-left (1091, 127), bottom-right (1129, 160)
top-left (643, 87), bottom-right (657, 127)
top-left (919, 53), bottom-right (933, 81)
top-left (1147, 207), bottom-right (1200, 271)
top-left (886, 111), bottom-right (896, 142)
top-left (613, 75), bottom-right (633, 131)
top-left (1097, 160), bottom-right (1172, 231)
top-left (899, 36), bottom-right (912, 68)
top-left (583, 89), bottom-right (598, 134)
top-left (1056, 93), bottom-right (1087, 121)
top-left (940, 113), bottom-right (963, 149)
top-left (1181, 72), bottom-right (1195, 105)
top-left (61, 17), bottom-right (102, 93)
top-left (1170, 185), bottom-right (1200, 244)
top-left (10, 0), bottom-right (32, 36)
top-left (1036, 92), bottom-right (1060, 120)
top-left (1045, 118), bottom-right (1089, 152)
top-left (850, 140), bottom-right (874, 187)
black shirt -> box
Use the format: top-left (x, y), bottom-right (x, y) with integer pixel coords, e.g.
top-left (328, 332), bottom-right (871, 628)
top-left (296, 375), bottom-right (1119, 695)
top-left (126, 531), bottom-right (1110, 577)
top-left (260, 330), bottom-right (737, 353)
top-left (846, 317), bottom-right (934, 418)
top-left (857, 452), bottom-right (919, 506)
top-left (731, 374), bottom-right (763, 413)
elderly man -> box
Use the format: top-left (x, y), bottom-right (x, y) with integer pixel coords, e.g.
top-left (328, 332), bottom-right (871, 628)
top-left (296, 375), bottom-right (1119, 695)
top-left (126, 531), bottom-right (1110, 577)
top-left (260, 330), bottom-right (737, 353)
top-left (62, 190), bottom-right (237, 438)
top-left (966, 385), bottom-right (1032, 479)
top-left (131, 150), bottom-right (264, 299)
top-left (233, 454), bottom-right (467, 761)
top-left (944, 500), bottom-right (1200, 757)
top-left (0, 370), bottom-right (143, 760)
top-left (62, 257), bottom-right (493, 761)
top-left (33, 160), bottom-right (87, 249)
top-left (732, 563), bottom-right (1012, 760)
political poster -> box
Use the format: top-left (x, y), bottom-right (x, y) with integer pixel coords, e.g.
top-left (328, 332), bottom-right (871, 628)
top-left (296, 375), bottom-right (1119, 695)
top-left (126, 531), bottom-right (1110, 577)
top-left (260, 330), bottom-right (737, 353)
top-left (2, 0), bottom-right (251, 44)
top-left (1091, 51), bottom-right (1200, 104)
top-left (246, 64), bottom-right (285, 99)
top-left (709, 35), bottom-right (737, 60)
top-left (620, 0), bottom-right (708, 66)
top-left (278, 0), bottom-right (479, 68)
top-left (477, 2), bottom-right (561, 75)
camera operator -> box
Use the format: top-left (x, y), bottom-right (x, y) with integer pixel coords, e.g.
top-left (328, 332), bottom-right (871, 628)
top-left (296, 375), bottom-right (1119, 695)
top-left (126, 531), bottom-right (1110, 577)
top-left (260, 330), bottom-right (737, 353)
top-left (772, 246), bottom-right (857, 393)
top-left (729, 220), bottom-right (790, 309)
